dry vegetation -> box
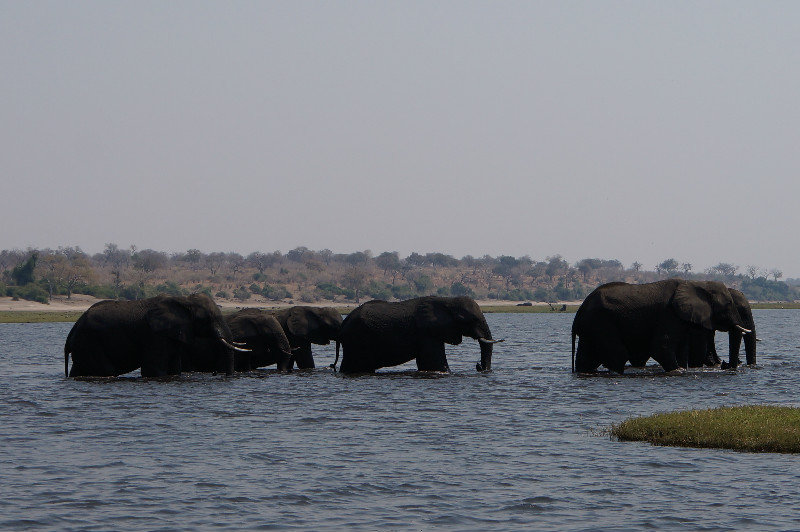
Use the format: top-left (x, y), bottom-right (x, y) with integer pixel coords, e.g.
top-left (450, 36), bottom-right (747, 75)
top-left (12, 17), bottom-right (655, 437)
top-left (1, 245), bottom-right (796, 306)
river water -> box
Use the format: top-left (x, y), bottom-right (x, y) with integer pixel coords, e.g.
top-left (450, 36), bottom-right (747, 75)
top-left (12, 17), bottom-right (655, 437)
top-left (1, 310), bottom-right (799, 530)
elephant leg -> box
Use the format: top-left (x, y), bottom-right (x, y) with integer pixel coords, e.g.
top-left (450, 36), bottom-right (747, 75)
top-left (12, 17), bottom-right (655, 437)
top-left (293, 343), bottom-right (315, 369)
top-left (416, 337), bottom-right (449, 372)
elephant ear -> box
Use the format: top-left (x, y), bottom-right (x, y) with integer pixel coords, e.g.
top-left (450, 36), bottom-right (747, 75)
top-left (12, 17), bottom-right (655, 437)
top-left (415, 299), bottom-right (462, 345)
top-left (672, 283), bottom-right (714, 330)
top-left (286, 308), bottom-right (311, 337)
top-left (146, 299), bottom-right (192, 342)
top-left (228, 314), bottom-right (260, 341)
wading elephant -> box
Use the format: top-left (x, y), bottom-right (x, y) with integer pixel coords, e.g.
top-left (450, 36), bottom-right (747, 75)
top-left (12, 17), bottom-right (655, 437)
top-left (226, 309), bottom-right (293, 371)
top-left (700, 288), bottom-right (757, 369)
top-left (268, 306), bottom-right (342, 369)
top-left (633, 288), bottom-right (757, 369)
top-left (571, 279), bottom-right (752, 374)
top-left (334, 296), bottom-right (501, 374)
top-left (65, 294), bottom-right (248, 377)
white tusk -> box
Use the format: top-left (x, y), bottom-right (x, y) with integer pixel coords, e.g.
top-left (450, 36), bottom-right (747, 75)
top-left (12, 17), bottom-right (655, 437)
top-left (736, 325), bottom-right (752, 334)
top-left (478, 338), bottom-right (505, 345)
top-left (756, 337), bottom-right (763, 342)
top-left (221, 338), bottom-right (251, 352)
top-left (231, 340), bottom-right (248, 347)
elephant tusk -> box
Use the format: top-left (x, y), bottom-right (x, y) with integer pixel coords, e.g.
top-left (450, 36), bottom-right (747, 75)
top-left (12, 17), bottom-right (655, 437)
top-left (220, 338), bottom-right (251, 352)
top-left (478, 338), bottom-right (505, 345)
top-left (230, 340), bottom-right (248, 347)
top-left (756, 337), bottom-right (763, 342)
top-left (736, 325), bottom-right (752, 334)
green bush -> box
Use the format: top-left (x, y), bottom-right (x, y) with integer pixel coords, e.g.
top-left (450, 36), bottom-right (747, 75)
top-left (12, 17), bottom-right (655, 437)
top-left (450, 282), bottom-right (475, 298)
top-left (315, 282), bottom-right (342, 301)
top-left (233, 286), bottom-right (251, 301)
top-left (154, 281), bottom-right (186, 297)
top-left (365, 281), bottom-right (392, 300)
top-left (77, 284), bottom-right (118, 299)
top-left (215, 290), bottom-right (231, 299)
top-left (120, 284), bottom-right (152, 300)
top-left (262, 284), bottom-right (292, 300)
top-left (7, 284), bottom-right (49, 304)
top-left (193, 285), bottom-right (213, 297)
top-left (391, 284), bottom-right (415, 300)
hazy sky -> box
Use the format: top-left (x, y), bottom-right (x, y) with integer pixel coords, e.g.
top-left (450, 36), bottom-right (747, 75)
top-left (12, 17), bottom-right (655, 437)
top-left (2, 2), bottom-right (799, 275)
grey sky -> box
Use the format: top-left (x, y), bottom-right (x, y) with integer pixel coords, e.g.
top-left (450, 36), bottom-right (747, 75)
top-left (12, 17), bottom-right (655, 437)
top-left (2, 2), bottom-right (799, 275)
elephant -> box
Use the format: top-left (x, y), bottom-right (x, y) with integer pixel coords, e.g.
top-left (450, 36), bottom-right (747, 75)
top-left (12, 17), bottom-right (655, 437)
top-left (225, 308), bottom-right (294, 371)
top-left (571, 279), bottom-right (752, 374)
top-left (268, 306), bottom-right (342, 369)
top-left (632, 288), bottom-right (757, 370)
top-left (334, 296), bottom-right (502, 374)
top-left (65, 293), bottom-right (249, 378)
top-left (701, 288), bottom-right (758, 369)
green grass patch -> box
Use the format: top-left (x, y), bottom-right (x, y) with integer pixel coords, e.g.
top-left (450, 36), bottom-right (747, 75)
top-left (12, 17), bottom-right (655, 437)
top-left (0, 311), bottom-right (84, 323)
top-left (612, 406), bottom-right (800, 454)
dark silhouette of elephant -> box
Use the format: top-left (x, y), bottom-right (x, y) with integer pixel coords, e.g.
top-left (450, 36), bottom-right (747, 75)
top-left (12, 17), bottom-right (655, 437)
top-left (268, 306), bottom-right (342, 369)
top-left (629, 287), bottom-right (758, 370)
top-left (699, 288), bottom-right (758, 369)
top-left (225, 308), bottom-right (294, 371)
top-left (571, 279), bottom-right (752, 374)
top-left (334, 296), bottom-right (501, 374)
top-left (64, 294), bottom-right (248, 377)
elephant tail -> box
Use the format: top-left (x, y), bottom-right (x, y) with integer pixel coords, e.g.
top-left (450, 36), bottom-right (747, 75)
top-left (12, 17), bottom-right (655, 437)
top-left (330, 340), bottom-right (340, 372)
top-left (571, 332), bottom-right (576, 373)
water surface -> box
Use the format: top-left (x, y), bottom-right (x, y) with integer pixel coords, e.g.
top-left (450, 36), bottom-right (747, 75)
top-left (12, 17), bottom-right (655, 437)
top-left (1, 311), bottom-right (799, 530)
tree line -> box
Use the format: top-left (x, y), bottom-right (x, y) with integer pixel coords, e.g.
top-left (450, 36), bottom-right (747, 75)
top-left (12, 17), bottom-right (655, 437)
top-left (0, 245), bottom-right (796, 305)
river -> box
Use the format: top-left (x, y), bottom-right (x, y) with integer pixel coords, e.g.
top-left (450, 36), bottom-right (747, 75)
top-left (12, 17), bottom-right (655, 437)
top-left (1, 310), bottom-right (799, 530)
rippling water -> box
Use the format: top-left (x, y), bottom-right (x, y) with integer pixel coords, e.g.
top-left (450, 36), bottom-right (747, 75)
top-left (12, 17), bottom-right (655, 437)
top-left (2, 311), bottom-right (800, 530)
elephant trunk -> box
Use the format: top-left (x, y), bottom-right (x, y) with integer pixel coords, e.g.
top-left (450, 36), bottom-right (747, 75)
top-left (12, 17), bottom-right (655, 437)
top-left (744, 327), bottom-right (757, 366)
top-left (727, 330), bottom-right (743, 368)
top-left (476, 337), bottom-right (497, 371)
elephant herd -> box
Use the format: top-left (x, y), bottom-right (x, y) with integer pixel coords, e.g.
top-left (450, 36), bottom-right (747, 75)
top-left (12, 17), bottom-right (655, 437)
top-left (64, 295), bottom-right (499, 377)
top-left (63, 279), bottom-right (757, 379)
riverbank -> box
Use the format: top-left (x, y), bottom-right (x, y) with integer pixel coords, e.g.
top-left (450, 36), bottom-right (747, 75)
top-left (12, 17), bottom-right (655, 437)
top-left (612, 406), bottom-right (800, 454)
top-left (1, 296), bottom-right (797, 323)
top-left (0, 295), bottom-right (584, 323)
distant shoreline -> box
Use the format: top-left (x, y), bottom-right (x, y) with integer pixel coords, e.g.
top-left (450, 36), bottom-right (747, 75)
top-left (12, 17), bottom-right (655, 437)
top-left (0, 296), bottom-right (797, 323)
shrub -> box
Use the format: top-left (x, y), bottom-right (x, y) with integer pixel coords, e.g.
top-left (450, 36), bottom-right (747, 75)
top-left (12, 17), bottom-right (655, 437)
top-left (120, 284), bottom-right (151, 301)
top-left (77, 284), bottom-right (118, 299)
top-left (154, 281), bottom-right (186, 297)
top-left (215, 290), bottom-right (231, 299)
top-left (365, 281), bottom-right (392, 300)
top-left (233, 286), bottom-right (251, 301)
top-left (262, 284), bottom-right (292, 300)
top-left (450, 282), bottom-right (475, 298)
top-left (193, 285), bottom-right (213, 297)
top-left (7, 284), bottom-right (49, 304)
top-left (391, 284), bottom-right (415, 300)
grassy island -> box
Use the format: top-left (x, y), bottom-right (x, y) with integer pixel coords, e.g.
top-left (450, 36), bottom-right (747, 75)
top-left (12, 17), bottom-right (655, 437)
top-left (612, 406), bottom-right (800, 454)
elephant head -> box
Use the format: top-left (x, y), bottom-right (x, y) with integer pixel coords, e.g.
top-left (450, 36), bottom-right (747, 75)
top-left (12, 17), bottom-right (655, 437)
top-left (722, 288), bottom-right (757, 368)
top-left (671, 281), bottom-right (750, 335)
top-left (284, 306), bottom-right (343, 345)
top-left (146, 293), bottom-right (244, 375)
top-left (414, 296), bottom-right (500, 371)
top-left (226, 309), bottom-right (293, 371)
